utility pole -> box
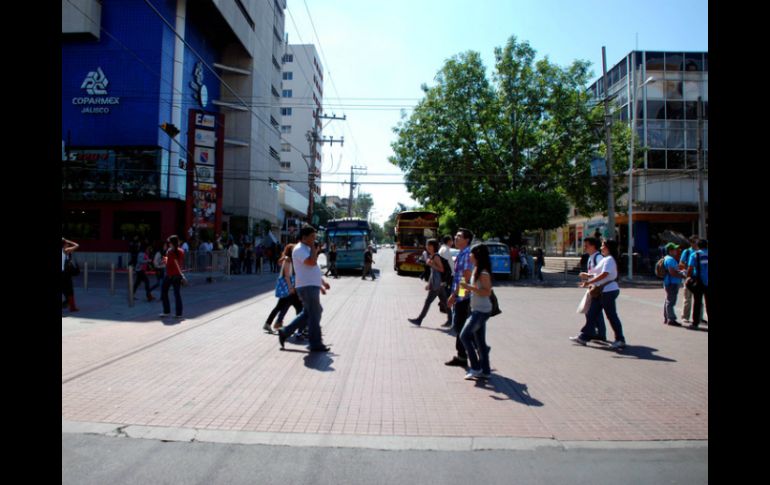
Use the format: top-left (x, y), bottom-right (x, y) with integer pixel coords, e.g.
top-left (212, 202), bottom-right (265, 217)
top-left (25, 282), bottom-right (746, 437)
top-left (602, 46), bottom-right (616, 242)
top-left (696, 96), bottom-right (706, 238)
top-left (306, 112), bottom-right (345, 224)
top-left (347, 165), bottom-right (367, 217)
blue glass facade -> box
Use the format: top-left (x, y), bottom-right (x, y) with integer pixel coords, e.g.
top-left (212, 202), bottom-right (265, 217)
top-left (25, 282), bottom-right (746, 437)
top-left (62, 0), bottom-right (226, 250)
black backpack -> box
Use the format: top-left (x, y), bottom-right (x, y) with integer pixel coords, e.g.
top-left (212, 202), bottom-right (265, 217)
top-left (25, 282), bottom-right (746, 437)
top-left (439, 255), bottom-right (453, 286)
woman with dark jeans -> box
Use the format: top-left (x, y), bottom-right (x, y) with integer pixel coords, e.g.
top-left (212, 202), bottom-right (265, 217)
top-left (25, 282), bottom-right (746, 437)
top-left (535, 248), bottom-right (545, 281)
top-left (408, 239), bottom-right (448, 326)
top-left (160, 235), bottom-right (185, 319)
top-left (264, 244), bottom-right (303, 332)
top-left (576, 239), bottom-right (626, 349)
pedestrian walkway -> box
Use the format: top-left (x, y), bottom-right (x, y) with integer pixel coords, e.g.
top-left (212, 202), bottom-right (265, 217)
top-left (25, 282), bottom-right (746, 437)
top-left (62, 253), bottom-right (707, 445)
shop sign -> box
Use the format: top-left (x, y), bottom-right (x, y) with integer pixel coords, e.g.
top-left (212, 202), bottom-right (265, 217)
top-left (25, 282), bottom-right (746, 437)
top-left (72, 67), bottom-right (120, 114)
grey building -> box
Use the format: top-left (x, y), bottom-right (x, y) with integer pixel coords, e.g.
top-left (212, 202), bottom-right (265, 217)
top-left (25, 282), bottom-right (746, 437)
top-left (584, 51), bottom-right (708, 260)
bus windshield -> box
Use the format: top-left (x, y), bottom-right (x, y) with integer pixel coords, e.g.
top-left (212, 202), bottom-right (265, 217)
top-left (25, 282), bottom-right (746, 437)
top-left (397, 228), bottom-right (435, 248)
top-left (329, 234), bottom-right (367, 251)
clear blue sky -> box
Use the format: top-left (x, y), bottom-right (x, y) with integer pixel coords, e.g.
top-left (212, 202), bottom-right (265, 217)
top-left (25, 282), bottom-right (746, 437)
top-left (285, 0), bottom-right (709, 226)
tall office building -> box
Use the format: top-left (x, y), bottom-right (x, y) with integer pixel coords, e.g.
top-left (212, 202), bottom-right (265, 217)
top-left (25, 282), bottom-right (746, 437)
top-left (278, 44), bottom-right (324, 231)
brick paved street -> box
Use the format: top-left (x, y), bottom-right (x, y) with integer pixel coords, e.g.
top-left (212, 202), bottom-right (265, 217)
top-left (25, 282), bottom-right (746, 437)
top-left (62, 249), bottom-right (707, 442)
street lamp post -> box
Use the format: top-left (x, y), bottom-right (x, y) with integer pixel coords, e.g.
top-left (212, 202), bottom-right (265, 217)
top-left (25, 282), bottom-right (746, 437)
top-left (627, 75), bottom-right (655, 280)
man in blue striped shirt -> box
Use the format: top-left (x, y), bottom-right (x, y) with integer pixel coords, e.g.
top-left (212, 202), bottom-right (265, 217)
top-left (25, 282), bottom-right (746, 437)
top-left (445, 228), bottom-right (475, 367)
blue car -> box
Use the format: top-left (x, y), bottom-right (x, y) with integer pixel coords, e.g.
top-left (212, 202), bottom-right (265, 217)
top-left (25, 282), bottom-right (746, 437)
top-left (485, 242), bottom-right (513, 280)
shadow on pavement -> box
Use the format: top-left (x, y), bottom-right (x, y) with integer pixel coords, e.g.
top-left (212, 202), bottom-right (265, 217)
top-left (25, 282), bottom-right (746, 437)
top-left (607, 345), bottom-right (677, 362)
top-left (303, 353), bottom-right (335, 372)
top-left (474, 375), bottom-right (544, 407)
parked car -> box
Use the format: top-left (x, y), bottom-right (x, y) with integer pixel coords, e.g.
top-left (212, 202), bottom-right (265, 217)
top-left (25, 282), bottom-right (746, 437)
top-left (485, 242), bottom-right (513, 280)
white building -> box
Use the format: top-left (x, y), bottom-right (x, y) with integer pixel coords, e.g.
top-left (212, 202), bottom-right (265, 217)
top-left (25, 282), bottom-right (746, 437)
top-left (215, 0), bottom-right (288, 237)
top-left (279, 44), bottom-right (324, 225)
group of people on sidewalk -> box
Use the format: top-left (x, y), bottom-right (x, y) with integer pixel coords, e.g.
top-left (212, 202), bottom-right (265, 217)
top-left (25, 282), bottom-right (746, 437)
top-left (62, 234), bottom-right (188, 319)
top-left (409, 229), bottom-right (495, 380)
top-left (660, 236), bottom-right (709, 328)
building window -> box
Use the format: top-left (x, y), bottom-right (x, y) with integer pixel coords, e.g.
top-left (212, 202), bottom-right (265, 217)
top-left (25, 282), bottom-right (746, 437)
top-left (282, 72), bottom-right (293, 80)
top-left (666, 101), bottom-right (684, 120)
top-left (281, 125), bottom-right (291, 134)
top-left (62, 148), bottom-right (161, 201)
top-left (281, 107), bottom-right (292, 116)
top-left (645, 51), bottom-right (665, 71)
top-left (282, 54), bottom-right (293, 63)
top-left (280, 161), bottom-right (291, 170)
top-left (281, 143), bottom-right (291, 152)
top-left (667, 150), bottom-right (685, 169)
top-left (282, 89), bottom-right (292, 98)
top-left (664, 52), bottom-right (683, 71)
top-left (113, 211), bottom-right (161, 241)
top-left (647, 121), bottom-right (666, 149)
top-left (647, 100), bottom-right (666, 119)
top-left (666, 121), bottom-right (684, 149)
top-left (664, 80), bottom-right (683, 100)
top-left (62, 209), bottom-right (100, 240)
top-left (684, 53), bottom-right (703, 72)
top-left (685, 150), bottom-right (698, 169)
top-left (647, 150), bottom-right (666, 169)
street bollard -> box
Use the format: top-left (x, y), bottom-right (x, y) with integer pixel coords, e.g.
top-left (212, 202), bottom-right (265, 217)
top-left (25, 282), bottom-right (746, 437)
top-left (564, 261), bottom-right (568, 281)
top-left (84, 261), bottom-right (89, 290)
top-left (128, 266), bottom-right (134, 307)
top-left (110, 263), bottom-right (115, 295)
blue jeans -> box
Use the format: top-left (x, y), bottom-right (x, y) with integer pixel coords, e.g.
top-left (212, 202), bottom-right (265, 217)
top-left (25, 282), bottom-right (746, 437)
top-left (459, 311), bottom-right (491, 374)
top-left (599, 290), bottom-right (625, 342)
top-left (664, 284), bottom-right (680, 322)
top-left (282, 286), bottom-right (324, 349)
top-left (161, 275), bottom-right (183, 316)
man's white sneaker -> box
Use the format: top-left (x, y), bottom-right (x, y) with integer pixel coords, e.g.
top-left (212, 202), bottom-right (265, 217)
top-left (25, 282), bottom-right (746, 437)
top-left (569, 335), bottom-right (587, 346)
top-left (464, 369), bottom-right (482, 380)
top-left (610, 340), bottom-right (626, 350)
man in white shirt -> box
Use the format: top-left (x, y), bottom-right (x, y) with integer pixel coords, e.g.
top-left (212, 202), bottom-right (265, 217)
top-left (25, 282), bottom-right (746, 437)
top-left (571, 237), bottom-right (607, 344)
top-left (277, 225), bottom-right (331, 352)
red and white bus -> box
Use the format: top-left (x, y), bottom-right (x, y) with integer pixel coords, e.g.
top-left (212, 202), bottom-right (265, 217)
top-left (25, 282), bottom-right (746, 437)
top-left (393, 210), bottom-right (439, 275)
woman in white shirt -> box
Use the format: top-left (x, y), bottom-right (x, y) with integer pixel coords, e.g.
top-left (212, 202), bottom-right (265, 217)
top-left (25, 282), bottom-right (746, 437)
top-left (579, 239), bottom-right (626, 349)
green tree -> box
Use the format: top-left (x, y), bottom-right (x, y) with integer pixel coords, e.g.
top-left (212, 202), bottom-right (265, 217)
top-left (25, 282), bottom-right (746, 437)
top-left (390, 36), bottom-right (630, 238)
top-left (383, 203), bottom-right (408, 243)
top-left (352, 192), bottom-right (374, 220)
top-left (370, 222), bottom-right (386, 243)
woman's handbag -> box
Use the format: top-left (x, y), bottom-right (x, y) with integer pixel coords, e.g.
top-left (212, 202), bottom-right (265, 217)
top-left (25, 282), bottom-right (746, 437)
top-left (490, 290), bottom-right (502, 317)
top-left (275, 273), bottom-right (290, 298)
